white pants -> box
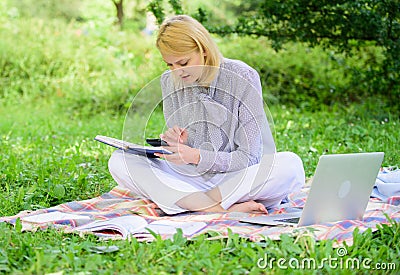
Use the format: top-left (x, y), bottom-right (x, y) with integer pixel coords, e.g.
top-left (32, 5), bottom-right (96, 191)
top-left (108, 150), bottom-right (305, 214)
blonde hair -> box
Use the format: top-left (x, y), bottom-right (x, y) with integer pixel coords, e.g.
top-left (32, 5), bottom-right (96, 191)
top-left (156, 15), bottom-right (223, 86)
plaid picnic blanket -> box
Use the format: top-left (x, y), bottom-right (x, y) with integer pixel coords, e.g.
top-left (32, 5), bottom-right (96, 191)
top-left (1, 186), bottom-right (400, 245)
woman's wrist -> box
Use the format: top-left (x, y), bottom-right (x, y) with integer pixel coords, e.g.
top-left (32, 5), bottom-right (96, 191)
top-left (192, 148), bottom-right (200, 165)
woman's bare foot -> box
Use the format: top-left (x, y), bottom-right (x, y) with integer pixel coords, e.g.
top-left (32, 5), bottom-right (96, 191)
top-left (228, 200), bottom-right (268, 214)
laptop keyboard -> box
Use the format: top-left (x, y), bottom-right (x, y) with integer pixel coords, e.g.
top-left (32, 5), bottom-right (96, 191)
top-left (276, 217), bottom-right (300, 224)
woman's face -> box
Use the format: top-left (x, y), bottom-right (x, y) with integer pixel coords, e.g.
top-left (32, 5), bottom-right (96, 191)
top-left (162, 51), bottom-right (205, 84)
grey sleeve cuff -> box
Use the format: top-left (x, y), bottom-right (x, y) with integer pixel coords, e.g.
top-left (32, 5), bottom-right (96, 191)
top-left (196, 149), bottom-right (217, 174)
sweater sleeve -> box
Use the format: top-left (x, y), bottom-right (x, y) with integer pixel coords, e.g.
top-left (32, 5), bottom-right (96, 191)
top-left (196, 67), bottom-right (275, 173)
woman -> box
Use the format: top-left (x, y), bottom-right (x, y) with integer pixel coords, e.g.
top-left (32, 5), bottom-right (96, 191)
top-left (108, 15), bottom-right (305, 214)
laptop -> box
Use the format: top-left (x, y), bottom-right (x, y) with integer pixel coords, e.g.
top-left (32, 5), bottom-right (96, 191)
top-left (239, 152), bottom-right (384, 227)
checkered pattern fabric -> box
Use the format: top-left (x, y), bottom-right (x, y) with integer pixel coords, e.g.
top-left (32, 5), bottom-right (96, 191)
top-left (1, 186), bottom-right (399, 244)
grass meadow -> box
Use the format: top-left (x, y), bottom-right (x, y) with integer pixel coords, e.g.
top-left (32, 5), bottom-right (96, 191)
top-left (0, 1), bottom-right (399, 274)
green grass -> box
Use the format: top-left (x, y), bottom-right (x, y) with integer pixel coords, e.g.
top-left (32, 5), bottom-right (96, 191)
top-left (0, 101), bottom-right (122, 214)
top-left (1, 222), bottom-right (398, 274)
top-left (271, 104), bottom-right (399, 178)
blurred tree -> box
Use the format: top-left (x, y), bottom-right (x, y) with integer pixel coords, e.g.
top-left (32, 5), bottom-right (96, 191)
top-left (149, 0), bottom-right (400, 109)
top-left (112, 0), bottom-right (149, 30)
top-left (112, 0), bottom-right (124, 27)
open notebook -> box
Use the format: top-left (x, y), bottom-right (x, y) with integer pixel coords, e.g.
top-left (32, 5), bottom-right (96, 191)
top-left (95, 135), bottom-right (172, 158)
top-left (21, 211), bottom-right (207, 239)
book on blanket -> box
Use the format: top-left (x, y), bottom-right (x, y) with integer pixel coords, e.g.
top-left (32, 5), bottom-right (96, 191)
top-left (74, 216), bottom-right (207, 238)
top-left (21, 211), bottom-right (207, 238)
top-left (94, 135), bottom-right (172, 157)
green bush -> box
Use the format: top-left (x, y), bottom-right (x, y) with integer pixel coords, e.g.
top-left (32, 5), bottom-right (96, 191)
top-left (0, 14), bottom-right (166, 115)
top-left (218, 36), bottom-right (386, 110)
top-left (0, 1), bottom-right (396, 116)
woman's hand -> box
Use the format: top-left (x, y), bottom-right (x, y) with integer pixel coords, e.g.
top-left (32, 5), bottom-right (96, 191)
top-left (156, 126), bottom-right (199, 165)
top-left (154, 144), bottom-right (200, 165)
top-left (160, 126), bottom-right (188, 145)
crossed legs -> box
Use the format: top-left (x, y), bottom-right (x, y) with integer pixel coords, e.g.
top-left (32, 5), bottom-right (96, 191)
top-left (108, 151), bottom-right (305, 214)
